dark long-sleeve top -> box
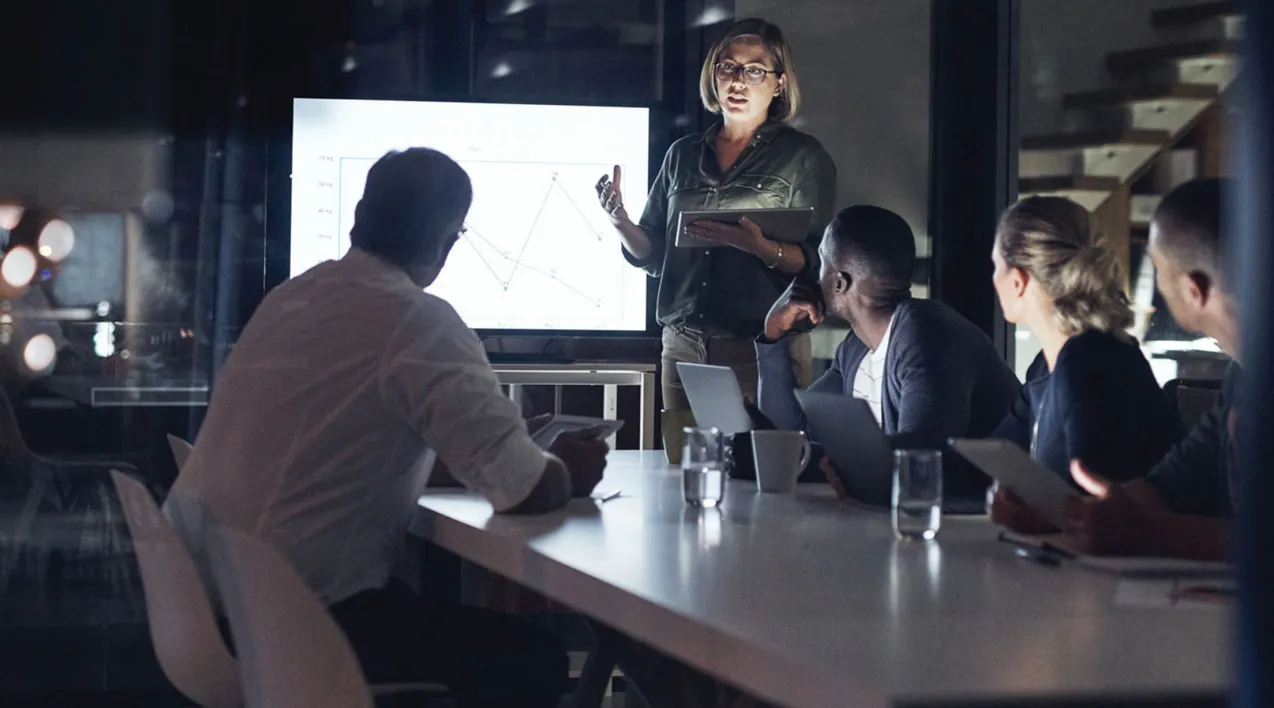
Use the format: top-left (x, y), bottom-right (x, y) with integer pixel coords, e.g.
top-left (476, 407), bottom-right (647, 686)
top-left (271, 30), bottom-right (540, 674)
top-left (623, 120), bottom-right (837, 338)
top-left (1144, 363), bottom-right (1242, 517)
top-left (992, 329), bottom-right (1184, 487)
top-left (757, 297), bottom-right (1020, 503)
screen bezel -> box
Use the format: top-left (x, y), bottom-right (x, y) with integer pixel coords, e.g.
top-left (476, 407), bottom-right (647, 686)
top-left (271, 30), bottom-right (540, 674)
top-left (265, 94), bottom-right (668, 339)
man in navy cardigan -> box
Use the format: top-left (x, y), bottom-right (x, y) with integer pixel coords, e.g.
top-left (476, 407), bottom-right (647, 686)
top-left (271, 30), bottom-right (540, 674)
top-left (755, 205), bottom-right (1019, 506)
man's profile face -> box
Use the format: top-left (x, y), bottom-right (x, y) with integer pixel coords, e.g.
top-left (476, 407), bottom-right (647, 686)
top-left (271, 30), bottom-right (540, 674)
top-left (816, 233), bottom-right (849, 319)
top-left (1148, 221), bottom-right (1204, 334)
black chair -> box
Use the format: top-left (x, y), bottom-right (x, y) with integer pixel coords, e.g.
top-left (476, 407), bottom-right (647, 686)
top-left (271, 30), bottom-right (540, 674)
top-left (1163, 378), bottom-right (1225, 431)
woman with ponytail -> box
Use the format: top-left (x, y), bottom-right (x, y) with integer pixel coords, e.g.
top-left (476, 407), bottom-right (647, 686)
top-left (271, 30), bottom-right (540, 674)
top-left (988, 196), bottom-right (1183, 533)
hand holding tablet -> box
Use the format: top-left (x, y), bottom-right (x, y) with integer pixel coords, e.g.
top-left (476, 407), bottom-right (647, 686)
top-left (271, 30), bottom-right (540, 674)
top-left (948, 438), bottom-right (1078, 528)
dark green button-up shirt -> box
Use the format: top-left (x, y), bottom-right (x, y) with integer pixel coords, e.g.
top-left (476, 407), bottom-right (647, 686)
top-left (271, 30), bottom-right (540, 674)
top-left (624, 121), bottom-right (837, 338)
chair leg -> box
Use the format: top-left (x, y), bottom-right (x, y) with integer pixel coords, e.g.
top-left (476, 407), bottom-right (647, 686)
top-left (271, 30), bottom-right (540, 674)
top-left (571, 633), bottom-right (619, 708)
top-left (1, 479), bottom-right (44, 592)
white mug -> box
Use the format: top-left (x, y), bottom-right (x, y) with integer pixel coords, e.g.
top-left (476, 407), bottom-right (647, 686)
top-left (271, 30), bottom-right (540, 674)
top-left (751, 430), bottom-right (811, 493)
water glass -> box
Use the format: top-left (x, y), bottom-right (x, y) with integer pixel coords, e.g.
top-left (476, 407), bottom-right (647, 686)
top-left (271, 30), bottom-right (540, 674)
top-left (682, 427), bottom-right (725, 508)
top-left (892, 449), bottom-right (943, 540)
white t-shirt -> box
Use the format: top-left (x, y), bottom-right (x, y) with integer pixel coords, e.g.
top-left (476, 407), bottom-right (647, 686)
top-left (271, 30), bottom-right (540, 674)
top-left (165, 247), bottom-right (545, 604)
top-left (851, 313), bottom-right (896, 425)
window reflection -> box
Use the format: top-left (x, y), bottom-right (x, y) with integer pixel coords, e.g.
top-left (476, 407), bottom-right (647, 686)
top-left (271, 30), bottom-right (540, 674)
top-left (1016, 0), bottom-right (1237, 383)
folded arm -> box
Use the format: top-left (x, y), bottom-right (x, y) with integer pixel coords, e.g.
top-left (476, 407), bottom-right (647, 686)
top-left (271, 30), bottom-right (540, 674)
top-left (755, 336), bottom-right (845, 436)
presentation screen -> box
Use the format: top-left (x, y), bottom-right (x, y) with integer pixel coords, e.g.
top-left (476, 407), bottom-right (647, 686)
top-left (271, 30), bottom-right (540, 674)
top-left (290, 98), bottom-right (650, 332)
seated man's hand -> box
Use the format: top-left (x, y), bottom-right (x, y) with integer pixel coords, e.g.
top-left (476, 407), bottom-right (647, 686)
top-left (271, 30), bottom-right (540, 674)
top-left (989, 486), bottom-right (1058, 534)
top-left (819, 457), bottom-right (850, 502)
top-left (550, 428), bottom-right (609, 498)
top-left (763, 277), bottom-right (824, 342)
top-left (1062, 459), bottom-right (1155, 556)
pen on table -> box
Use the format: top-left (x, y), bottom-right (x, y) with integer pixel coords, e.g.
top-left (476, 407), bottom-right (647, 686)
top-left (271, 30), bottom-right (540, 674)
top-left (1014, 546), bottom-right (1062, 567)
top-left (997, 531), bottom-right (1076, 563)
top-left (593, 489), bottom-right (622, 503)
top-left (1172, 584), bottom-right (1237, 602)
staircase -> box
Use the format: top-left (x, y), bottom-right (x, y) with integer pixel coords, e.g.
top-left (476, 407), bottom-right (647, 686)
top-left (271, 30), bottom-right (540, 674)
top-left (1018, 0), bottom-right (1241, 282)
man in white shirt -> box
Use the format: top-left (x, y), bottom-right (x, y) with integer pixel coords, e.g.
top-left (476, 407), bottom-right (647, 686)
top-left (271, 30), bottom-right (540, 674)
top-left (166, 148), bottom-right (607, 707)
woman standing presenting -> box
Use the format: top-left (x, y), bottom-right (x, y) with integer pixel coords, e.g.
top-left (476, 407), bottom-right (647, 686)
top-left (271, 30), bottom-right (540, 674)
top-left (596, 18), bottom-right (836, 413)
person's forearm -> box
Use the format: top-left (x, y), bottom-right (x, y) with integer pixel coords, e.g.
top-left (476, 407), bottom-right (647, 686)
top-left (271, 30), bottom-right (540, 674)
top-left (616, 219), bottom-right (653, 261)
top-left (1143, 512), bottom-right (1229, 562)
top-left (503, 455), bottom-right (571, 514)
top-left (750, 237), bottom-right (805, 275)
top-left (755, 340), bottom-right (807, 432)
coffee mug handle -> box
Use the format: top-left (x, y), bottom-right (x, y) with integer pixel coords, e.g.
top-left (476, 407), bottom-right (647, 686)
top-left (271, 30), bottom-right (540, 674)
top-left (797, 435), bottom-right (811, 472)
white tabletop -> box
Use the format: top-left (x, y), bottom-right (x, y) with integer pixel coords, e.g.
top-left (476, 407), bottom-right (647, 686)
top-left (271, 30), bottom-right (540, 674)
top-left (411, 452), bottom-right (1229, 708)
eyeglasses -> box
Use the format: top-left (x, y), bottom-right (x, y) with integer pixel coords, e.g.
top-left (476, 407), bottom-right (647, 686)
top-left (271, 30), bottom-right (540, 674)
top-left (714, 61), bottom-right (780, 85)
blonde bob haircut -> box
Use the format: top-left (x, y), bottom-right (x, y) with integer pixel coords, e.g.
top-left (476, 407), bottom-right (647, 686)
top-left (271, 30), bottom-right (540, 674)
top-left (699, 18), bottom-right (801, 123)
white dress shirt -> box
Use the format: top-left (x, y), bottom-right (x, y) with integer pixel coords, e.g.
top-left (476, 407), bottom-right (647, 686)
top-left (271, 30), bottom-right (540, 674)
top-left (165, 247), bottom-right (545, 604)
top-left (851, 312), bottom-right (896, 425)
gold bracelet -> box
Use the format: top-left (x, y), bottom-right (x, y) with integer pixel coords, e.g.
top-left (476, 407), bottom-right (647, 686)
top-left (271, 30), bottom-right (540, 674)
top-left (767, 241), bottom-right (783, 269)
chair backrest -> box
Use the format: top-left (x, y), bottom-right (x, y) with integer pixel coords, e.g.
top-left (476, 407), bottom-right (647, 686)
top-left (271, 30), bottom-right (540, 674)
top-left (167, 434), bottom-right (194, 471)
top-left (205, 524), bottom-right (373, 708)
top-left (1163, 377), bottom-right (1224, 430)
top-left (0, 386), bottom-right (35, 465)
top-left (109, 470), bottom-right (242, 708)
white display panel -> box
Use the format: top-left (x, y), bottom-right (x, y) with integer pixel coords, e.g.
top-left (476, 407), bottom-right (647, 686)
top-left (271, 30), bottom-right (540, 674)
top-left (291, 98), bottom-right (649, 331)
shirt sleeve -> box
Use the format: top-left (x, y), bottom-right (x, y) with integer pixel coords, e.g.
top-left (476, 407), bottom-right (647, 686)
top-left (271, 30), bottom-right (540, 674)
top-left (1144, 401), bottom-right (1226, 516)
top-left (991, 353), bottom-right (1043, 450)
top-left (886, 325), bottom-right (976, 451)
top-left (756, 334), bottom-right (846, 437)
top-left (788, 146), bottom-right (837, 283)
top-left (991, 387), bottom-right (1033, 451)
top-left (376, 298), bottom-right (545, 513)
top-left (627, 146), bottom-right (673, 277)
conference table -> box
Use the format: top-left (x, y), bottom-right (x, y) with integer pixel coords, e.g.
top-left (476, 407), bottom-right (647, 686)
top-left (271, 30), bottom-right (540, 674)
top-left (410, 452), bottom-right (1230, 707)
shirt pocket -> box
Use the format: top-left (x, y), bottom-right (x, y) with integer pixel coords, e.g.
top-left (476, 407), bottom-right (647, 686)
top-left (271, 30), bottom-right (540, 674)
top-left (668, 173), bottom-right (711, 201)
top-left (724, 173), bottom-right (792, 209)
top-left (665, 178), bottom-right (712, 228)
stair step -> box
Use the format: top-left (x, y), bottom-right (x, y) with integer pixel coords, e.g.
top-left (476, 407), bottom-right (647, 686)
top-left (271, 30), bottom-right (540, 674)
top-left (1019, 176), bottom-right (1120, 193)
top-left (1108, 39), bottom-right (1239, 74)
top-left (1021, 129), bottom-right (1170, 150)
top-left (1152, 1), bottom-right (1237, 29)
top-left (1063, 82), bottom-right (1218, 109)
top-left (1131, 194), bottom-right (1164, 226)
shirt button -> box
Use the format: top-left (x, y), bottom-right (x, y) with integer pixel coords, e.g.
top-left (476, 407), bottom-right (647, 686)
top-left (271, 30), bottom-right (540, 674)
top-left (701, 281), bottom-right (708, 286)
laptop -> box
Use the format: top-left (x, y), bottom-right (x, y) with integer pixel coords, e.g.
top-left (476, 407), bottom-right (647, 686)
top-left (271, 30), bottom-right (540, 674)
top-left (795, 390), bottom-right (894, 507)
top-left (676, 363), bottom-right (753, 436)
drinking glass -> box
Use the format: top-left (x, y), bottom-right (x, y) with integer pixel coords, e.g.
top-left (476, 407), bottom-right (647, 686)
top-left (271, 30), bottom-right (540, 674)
top-left (682, 427), bottom-right (725, 508)
top-left (892, 450), bottom-right (943, 540)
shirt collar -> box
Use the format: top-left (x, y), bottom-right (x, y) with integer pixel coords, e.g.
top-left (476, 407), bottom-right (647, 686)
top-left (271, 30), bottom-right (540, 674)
top-left (702, 120), bottom-right (783, 145)
top-left (341, 246), bottom-right (419, 289)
